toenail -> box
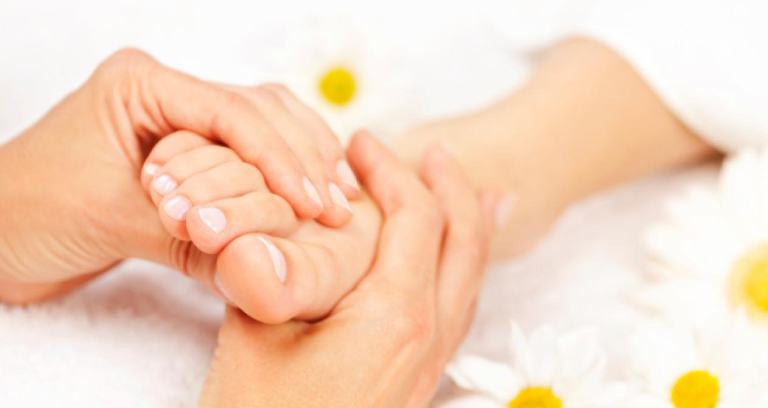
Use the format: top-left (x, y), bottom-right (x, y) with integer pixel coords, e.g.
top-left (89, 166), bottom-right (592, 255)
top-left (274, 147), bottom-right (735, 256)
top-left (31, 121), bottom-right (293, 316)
top-left (303, 177), bottom-right (323, 210)
top-left (257, 236), bottom-right (287, 283)
top-left (199, 207), bottom-right (227, 234)
top-left (164, 196), bottom-right (191, 221)
top-left (143, 163), bottom-right (160, 176)
top-left (329, 182), bottom-right (352, 213)
top-left (336, 160), bottom-right (359, 191)
top-left (153, 174), bottom-right (178, 195)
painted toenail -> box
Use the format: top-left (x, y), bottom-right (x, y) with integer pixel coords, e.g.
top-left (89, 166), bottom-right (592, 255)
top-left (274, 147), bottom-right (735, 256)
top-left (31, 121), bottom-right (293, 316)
top-left (153, 174), bottom-right (178, 195)
top-left (199, 207), bottom-right (227, 234)
top-left (336, 160), bottom-right (359, 191)
top-left (329, 182), bottom-right (352, 213)
top-left (143, 163), bottom-right (160, 176)
top-left (257, 236), bottom-right (287, 284)
top-left (164, 196), bottom-right (191, 221)
top-left (303, 177), bottom-right (323, 210)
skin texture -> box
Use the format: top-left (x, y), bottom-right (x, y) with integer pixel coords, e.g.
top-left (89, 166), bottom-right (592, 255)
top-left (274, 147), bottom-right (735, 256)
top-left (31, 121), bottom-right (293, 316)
top-left (396, 38), bottom-right (717, 259)
top-left (199, 133), bottom-right (496, 408)
top-left (200, 39), bottom-right (721, 406)
top-left (0, 37), bottom-right (723, 407)
top-left (0, 48), bottom-right (362, 309)
top-left (141, 131), bottom-right (380, 323)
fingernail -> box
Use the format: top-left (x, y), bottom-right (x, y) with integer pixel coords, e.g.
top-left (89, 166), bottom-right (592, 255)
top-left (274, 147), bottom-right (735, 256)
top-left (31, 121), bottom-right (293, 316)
top-left (164, 196), bottom-right (191, 221)
top-left (495, 193), bottom-right (516, 228)
top-left (303, 177), bottom-right (324, 209)
top-left (153, 174), bottom-right (178, 195)
top-left (329, 182), bottom-right (352, 213)
top-left (214, 272), bottom-right (233, 304)
top-left (143, 163), bottom-right (160, 176)
top-left (199, 207), bottom-right (227, 234)
top-left (336, 160), bottom-right (359, 191)
top-left (257, 236), bottom-right (287, 283)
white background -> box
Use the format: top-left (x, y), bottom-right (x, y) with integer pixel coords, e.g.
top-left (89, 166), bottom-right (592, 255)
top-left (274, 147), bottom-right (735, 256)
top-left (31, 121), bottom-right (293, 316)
top-left (0, 1), bottom-right (713, 406)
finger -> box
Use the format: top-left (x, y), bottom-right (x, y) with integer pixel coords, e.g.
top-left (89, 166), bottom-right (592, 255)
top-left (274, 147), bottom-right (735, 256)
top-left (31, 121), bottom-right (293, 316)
top-left (346, 131), bottom-right (444, 293)
top-left (148, 144), bottom-right (243, 205)
top-left (186, 192), bottom-right (299, 254)
top-left (419, 144), bottom-right (494, 334)
top-left (261, 84), bottom-right (360, 199)
top-left (141, 62), bottom-right (324, 218)
top-left (157, 161), bottom-right (267, 241)
top-left (140, 130), bottom-right (213, 193)
top-left (229, 85), bottom-right (353, 227)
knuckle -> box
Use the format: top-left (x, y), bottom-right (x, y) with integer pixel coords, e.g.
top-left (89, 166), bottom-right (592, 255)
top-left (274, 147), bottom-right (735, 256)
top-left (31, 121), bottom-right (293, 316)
top-left (353, 294), bottom-right (435, 348)
top-left (249, 86), bottom-right (281, 105)
top-left (271, 83), bottom-right (290, 93)
top-left (108, 47), bottom-right (153, 63)
top-left (388, 306), bottom-right (436, 348)
top-left (263, 83), bottom-right (291, 95)
top-left (94, 48), bottom-right (153, 82)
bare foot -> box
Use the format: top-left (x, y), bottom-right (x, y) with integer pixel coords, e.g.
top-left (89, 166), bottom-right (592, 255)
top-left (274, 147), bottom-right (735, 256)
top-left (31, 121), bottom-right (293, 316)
top-left (140, 131), bottom-right (381, 323)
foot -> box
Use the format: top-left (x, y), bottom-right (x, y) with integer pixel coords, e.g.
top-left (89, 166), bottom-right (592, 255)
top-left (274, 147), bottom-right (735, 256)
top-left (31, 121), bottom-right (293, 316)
top-left (141, 131), bottom-right (381, 323)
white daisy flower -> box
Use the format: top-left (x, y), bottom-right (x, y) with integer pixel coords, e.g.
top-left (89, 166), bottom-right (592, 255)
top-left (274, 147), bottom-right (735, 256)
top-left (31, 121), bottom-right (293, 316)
top-left (444, 322), bottom-right (627, 408)
top-left (639, 149), bottom-right (768, 325)
top-left (626, 311), bottom-right (768, 408)
top-left (261, 16), bottom-right (416, 143)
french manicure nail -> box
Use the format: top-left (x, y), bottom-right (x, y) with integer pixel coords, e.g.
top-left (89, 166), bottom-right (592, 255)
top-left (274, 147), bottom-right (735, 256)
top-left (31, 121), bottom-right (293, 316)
top-left (257, 236), bottom-right (287, 283)
top-left (199, 207), bottom-right (227, 234)
top-left (336, 160), bottom-right (359, 191)
top-left (303, 177), bottom-right (323, 209)
top-left (164, 196), bottom-right (191, 221)
top-left (143, 163), bottom-right (160, 176)
top-left (153, 174), bottom-right (178, 195)
top-left (495, 193), bottom-right (516, 229)
top-left (329, 182), bottom-right (352, 213)
top-left (214, 272), bottom-right (233, 304)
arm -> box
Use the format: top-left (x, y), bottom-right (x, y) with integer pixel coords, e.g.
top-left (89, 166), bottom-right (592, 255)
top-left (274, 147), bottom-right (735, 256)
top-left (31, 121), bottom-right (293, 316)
top-left (396, 38), bottom-right (717, 258)
top-left (0, 49), bottom-right (358, 303)
top-left (199, 133), bottom-right (495, 408)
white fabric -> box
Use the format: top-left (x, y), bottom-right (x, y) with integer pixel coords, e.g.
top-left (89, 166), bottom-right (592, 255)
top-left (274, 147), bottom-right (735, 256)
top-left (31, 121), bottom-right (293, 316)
top-left (483, 0), bottom-right (768, 153)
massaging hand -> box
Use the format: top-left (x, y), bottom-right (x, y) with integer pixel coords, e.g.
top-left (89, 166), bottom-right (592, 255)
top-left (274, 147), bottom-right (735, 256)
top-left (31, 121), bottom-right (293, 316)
top-left (139, 130), bottom-right (380, 322)
top-left (199, 133), bottom-right (496, 408)
top-left (0, 48), bottom-right (359, 304)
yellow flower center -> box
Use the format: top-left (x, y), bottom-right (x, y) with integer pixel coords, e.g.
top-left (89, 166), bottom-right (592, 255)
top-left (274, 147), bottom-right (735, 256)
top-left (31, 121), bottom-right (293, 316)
top-left (508, 387), bottom-right (562, 408)
top-left (729, 245), bottom-right (768, 313)
top-left (671, 370), bottom-right (720, 408)
top-left (318, 67), bottom-right (356, 106)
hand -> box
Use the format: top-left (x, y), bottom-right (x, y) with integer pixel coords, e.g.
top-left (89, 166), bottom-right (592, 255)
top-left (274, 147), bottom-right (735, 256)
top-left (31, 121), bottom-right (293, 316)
top-left (198, 133), bottom-right (496, 408)
top-left (0, 49), bottom-right (357, 303)
top-left (139, 130), bottom-right (380, 323)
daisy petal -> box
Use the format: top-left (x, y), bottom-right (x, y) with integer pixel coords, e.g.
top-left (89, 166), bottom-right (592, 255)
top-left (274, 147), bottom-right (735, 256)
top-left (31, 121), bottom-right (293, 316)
top-left (525, 325), bottom-right (558, 386)
top-left (446, 355), bottom-right (521, 401)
